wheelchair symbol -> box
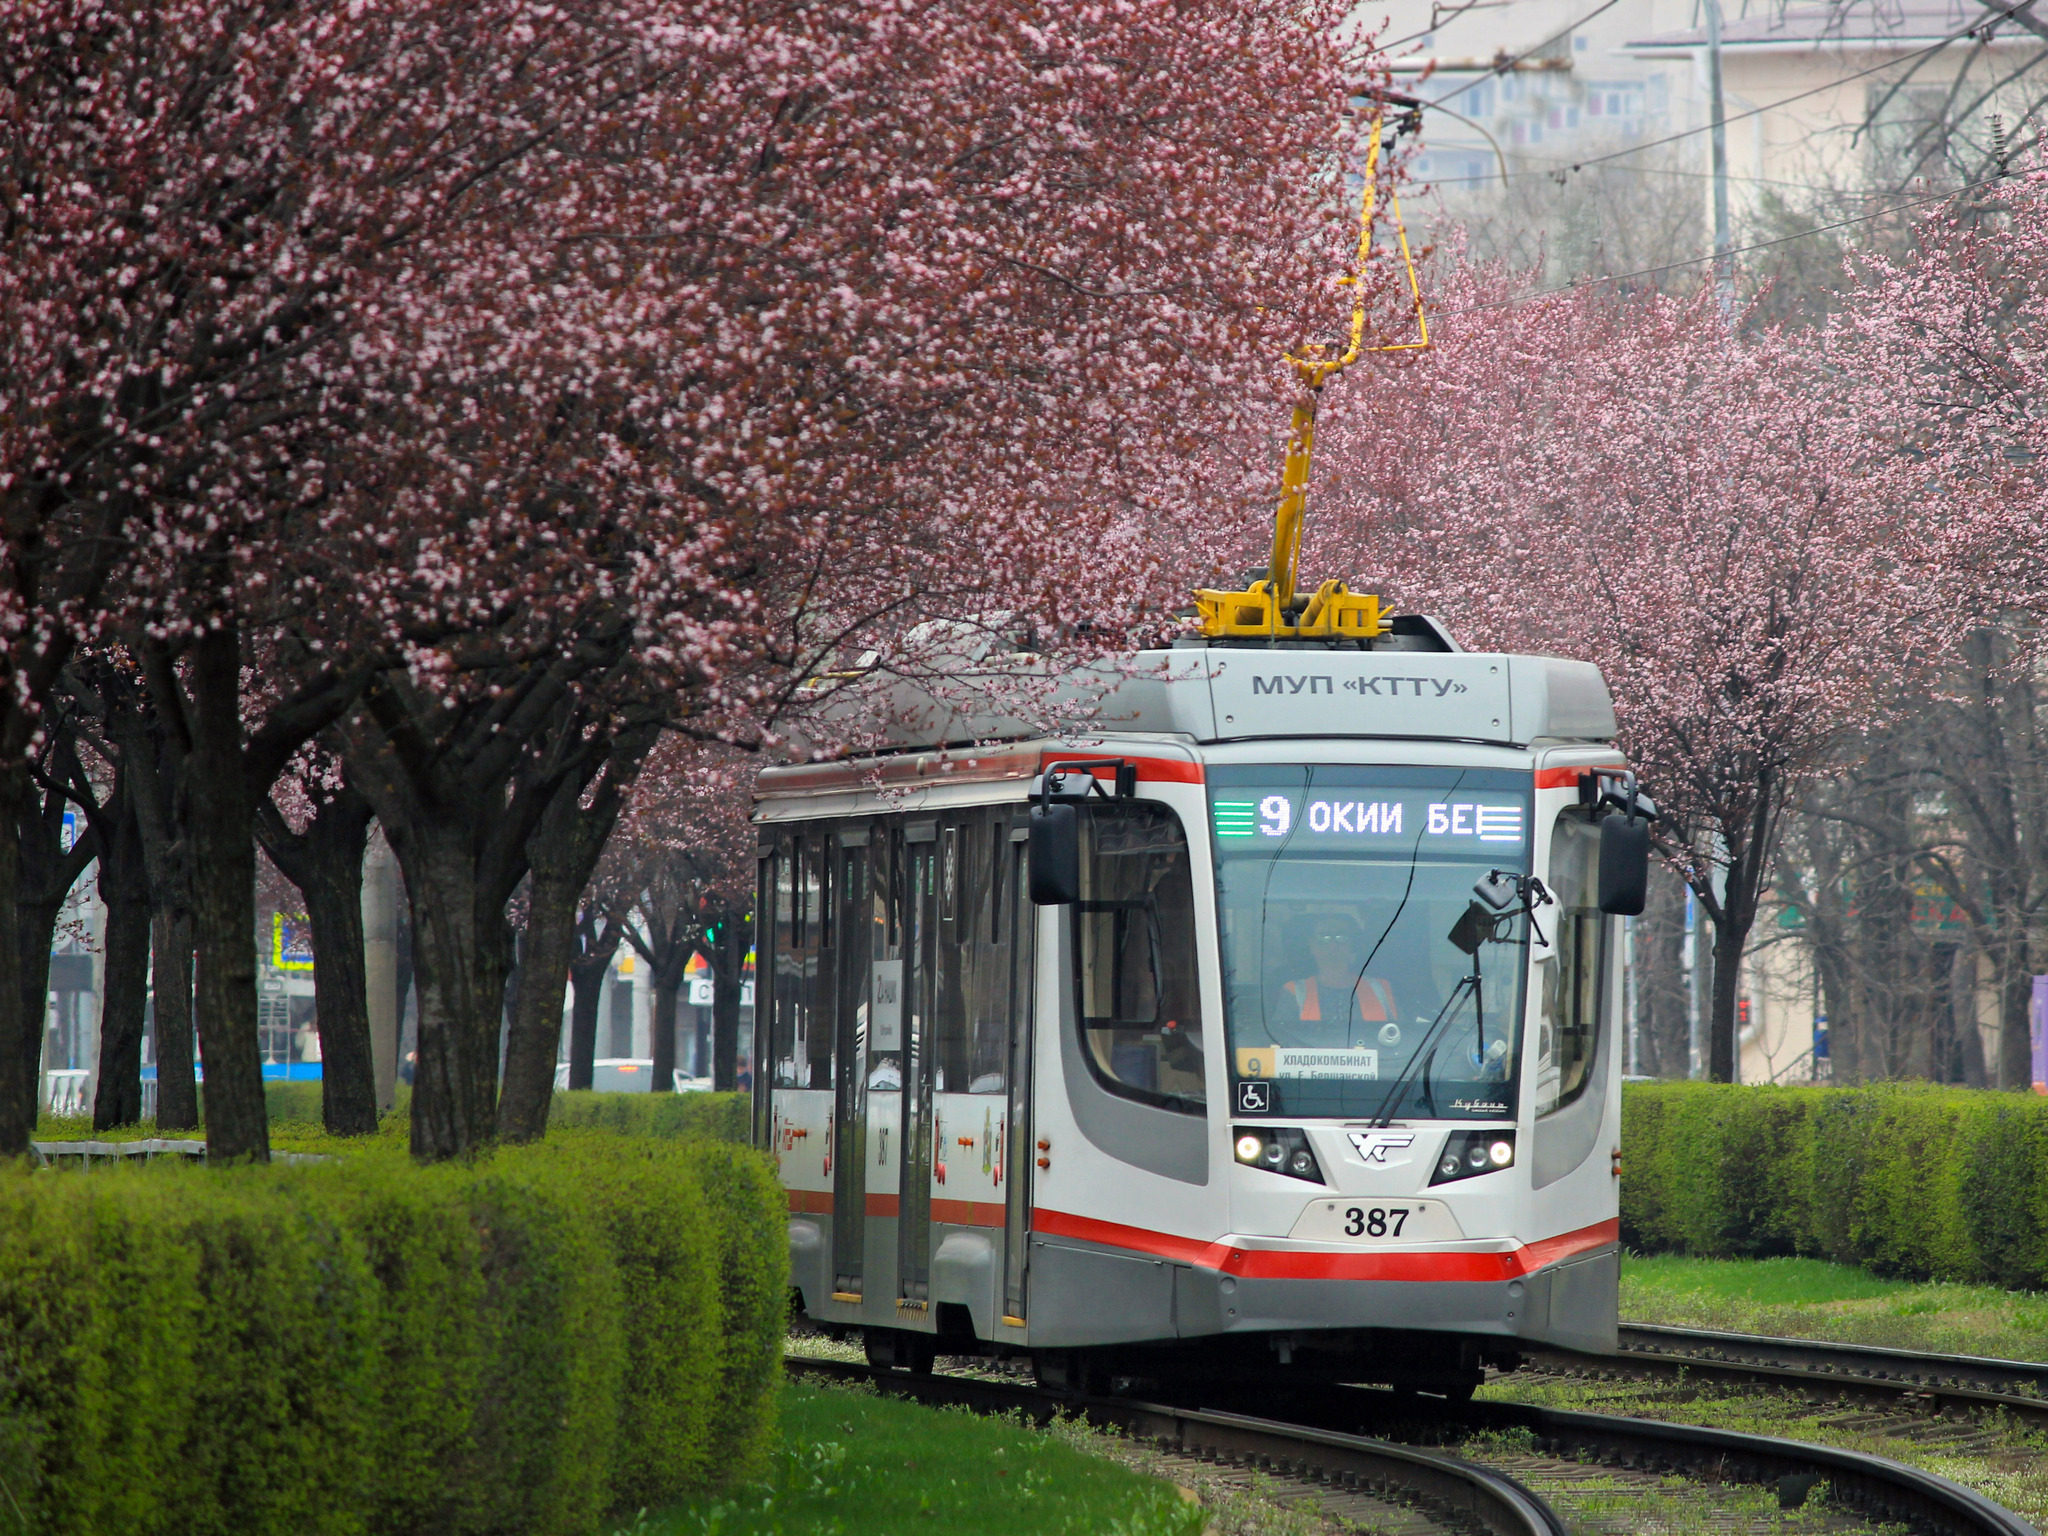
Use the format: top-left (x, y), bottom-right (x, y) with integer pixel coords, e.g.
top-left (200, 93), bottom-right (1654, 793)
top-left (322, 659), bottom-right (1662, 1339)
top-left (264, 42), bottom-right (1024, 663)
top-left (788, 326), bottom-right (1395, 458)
top-left (1236, 1080), bottom-right (1270, 1113)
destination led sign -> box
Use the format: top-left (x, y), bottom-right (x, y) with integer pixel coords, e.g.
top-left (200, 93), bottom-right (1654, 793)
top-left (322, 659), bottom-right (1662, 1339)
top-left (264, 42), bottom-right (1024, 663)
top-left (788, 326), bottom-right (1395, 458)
top-left (1211, 787), bottom-right (1526, 853)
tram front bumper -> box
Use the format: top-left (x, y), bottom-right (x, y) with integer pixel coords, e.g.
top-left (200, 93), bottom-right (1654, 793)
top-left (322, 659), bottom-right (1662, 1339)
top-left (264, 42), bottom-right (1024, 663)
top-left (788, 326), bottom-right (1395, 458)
top-left (1025, 1228), bottom-right (1618, 1355)
top-left (1182, 1247), bottom-right (1618, 1355)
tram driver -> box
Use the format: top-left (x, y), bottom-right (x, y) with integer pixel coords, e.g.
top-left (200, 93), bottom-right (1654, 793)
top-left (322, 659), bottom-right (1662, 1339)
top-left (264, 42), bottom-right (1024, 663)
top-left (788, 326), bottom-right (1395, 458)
top-left (1271, 911), bottom-right (1404, 1050)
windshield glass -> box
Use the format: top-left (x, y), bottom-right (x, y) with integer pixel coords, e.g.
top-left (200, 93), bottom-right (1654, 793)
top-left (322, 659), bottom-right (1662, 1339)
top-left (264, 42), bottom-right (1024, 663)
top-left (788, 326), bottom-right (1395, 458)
top-left (1210, 765), bottom-right (1532, 1122)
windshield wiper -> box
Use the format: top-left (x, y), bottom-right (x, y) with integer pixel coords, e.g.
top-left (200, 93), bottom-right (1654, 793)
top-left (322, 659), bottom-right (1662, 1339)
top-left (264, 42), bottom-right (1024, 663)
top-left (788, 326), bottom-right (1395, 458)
top-left (1367, 968), bottom-right (1479, 1128)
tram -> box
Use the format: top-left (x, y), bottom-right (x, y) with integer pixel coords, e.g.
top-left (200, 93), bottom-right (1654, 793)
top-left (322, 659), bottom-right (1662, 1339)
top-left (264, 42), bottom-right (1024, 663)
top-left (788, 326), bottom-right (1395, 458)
top-left (753, 106), bottom-right (1652, 1395)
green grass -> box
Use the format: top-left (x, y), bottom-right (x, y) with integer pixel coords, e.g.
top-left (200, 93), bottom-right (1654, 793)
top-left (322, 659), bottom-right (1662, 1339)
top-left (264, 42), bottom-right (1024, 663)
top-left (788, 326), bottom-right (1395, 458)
top-left (619, 1378), bottom-right (1206, 1536)
top-left (1621, 1252), bottom-right (2048, 1362)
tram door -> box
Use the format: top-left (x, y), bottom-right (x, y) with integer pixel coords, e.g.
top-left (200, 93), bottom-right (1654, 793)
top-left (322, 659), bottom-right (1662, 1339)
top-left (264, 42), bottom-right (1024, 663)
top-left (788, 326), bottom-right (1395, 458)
top-left (830, 829), bottom-right (871, 1298)
top-left (897, 824), bottom-right (938, 1307)
top-left (1000, 823), bottom-right (1036, 1323)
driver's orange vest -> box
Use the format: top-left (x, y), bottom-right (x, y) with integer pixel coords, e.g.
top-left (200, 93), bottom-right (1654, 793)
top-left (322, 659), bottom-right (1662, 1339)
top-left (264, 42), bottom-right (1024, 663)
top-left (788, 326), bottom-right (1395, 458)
top-left (1283, 974), bottom-right (1395, 1024)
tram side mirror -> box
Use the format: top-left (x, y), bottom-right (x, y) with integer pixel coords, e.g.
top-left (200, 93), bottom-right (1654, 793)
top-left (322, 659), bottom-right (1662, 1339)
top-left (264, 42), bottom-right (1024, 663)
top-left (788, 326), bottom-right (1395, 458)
top-left (1598, 815), bottom-right (1651, 916)
top-left (1029, 802), bottom-right (1081, 905)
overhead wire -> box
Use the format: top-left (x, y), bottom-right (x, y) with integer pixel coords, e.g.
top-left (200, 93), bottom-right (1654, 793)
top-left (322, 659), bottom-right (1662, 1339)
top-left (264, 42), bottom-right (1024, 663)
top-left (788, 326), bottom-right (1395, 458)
top-left (1550, 13), bottom-right (1999, 170)
top-left (1408, 6), bottom-right (2028, 181)
top-left (1424, 0), bottom-right (1626, 107)
top-left (1376, 0), bottom-right (1509, 57)
top-left (1415, 157), bottom-right (1938, 195)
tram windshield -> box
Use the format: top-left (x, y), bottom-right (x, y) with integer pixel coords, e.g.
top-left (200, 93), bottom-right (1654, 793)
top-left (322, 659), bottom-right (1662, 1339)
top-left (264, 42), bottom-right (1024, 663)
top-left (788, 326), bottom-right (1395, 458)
top-left (1210, 765), bottom-right (1531, 1122)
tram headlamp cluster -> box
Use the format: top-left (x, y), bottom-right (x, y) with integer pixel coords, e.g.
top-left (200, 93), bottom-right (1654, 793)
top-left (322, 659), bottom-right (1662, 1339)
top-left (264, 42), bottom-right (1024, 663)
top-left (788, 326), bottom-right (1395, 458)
top-left (1232, 1126), bottom-right (1324, 1184)
top-left (1429, 1130), bottom-right (1516, 1185)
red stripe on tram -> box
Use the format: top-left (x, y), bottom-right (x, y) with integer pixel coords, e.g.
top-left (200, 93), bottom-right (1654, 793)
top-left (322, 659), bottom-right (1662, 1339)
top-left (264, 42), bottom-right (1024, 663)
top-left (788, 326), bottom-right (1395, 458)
top-left (1533, 765), bottom-right (1624, 790)
top-left (1030, 1209), bottom-right (1620, 1283)
top-left (1041, 753), bottom-right (1204, 785)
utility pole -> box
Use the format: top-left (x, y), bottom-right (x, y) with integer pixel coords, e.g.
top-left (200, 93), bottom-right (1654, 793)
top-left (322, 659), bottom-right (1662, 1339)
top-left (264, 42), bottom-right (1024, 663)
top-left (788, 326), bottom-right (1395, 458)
top-left (362, 831), bottom-right (400, 1113)
top-left (1704, 0), bottom-right (1735, 319)
top-left (1684, 891), bottom-right (1701, 1078)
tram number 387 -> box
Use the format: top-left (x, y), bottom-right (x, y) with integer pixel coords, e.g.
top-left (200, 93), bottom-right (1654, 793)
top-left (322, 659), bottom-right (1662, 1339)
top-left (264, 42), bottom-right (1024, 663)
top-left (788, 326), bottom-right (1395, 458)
top-left (1345, 1207), bottom-right (1408, 1237)
top-left (1288, 1197), bottom-right (1459, 1244)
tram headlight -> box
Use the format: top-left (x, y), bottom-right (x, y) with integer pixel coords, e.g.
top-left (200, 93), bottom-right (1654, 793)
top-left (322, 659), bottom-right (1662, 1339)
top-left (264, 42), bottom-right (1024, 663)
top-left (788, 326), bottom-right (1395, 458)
top-left (1232, 1126), bottom-right (1325, 1185)
top-left (1430, 1129), bottom-right (1516, 1186)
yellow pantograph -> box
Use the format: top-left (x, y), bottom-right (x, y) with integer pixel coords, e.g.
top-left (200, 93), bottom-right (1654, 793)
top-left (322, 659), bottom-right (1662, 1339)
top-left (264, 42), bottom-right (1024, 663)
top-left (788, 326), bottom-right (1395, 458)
top-left (1193, 113), bottom-right (1428, 641)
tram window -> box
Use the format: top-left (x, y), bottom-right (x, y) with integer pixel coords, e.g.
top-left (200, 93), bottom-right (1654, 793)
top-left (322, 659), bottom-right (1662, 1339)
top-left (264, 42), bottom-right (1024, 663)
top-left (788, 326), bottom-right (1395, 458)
top-left (771, 834), bottom-right (834, 1090)
top-left (840, 841), bottom-right (871, 1061)
top-left (1074, 805), bottom-right (1205, 1113)
top-left (1538, 813), bottom-right (1605, 1116)
top-left (934, 821), bottom-right (970, 1092)
top-left (932, 815), bottom-right (1010, 1093)
top-left (966, 821), bottom-right (1009, 1091)
top-left (867, 828), bottom-right (901, 1090)
top-left (988, 822), bottom-right (1004, 945)
top-left (806, 837), bottom-right (835, 1090)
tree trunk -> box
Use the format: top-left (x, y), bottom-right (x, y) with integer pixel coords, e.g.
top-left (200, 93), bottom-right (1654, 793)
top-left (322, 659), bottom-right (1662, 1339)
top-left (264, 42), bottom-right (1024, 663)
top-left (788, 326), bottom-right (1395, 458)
top-left (183, 621), bottom-right (267, 1161)
top-left (152, 910), bottom-right (198, 1129)
top-left (1633, 863), bottom-right (1689, 1077)
top-left (649, 965), bottom-right (681, 1093)
top-left (17, 896), bottom-right (67, 1122)
top-left (340, 669), bottom-right (640, 1160)
top-left (0, 773), bottom-right (27, 1155)
top-left (1951, 945), bottom-right (1989, 1088)
top-left (1703, 771), bottom-right (1781, 1085)
top-left (567, 938), bottom-right (616, 1092)
top-left (498, 745), bottom-right (643, 1140)
top-left (255, 784), bottom-right (378, 1136)
top-left (1998, 951), bottom-right (2035, 1091)
top-left (1708, 923), bottom-right (1744, 1083)
top-left (499, 869), bottom-right (578, 1141)
top-left (305, 861), bottom-right (376, 1134)
top-left (401, 826), bottom-right (512, 1160)
top-left (712, 918), bottom-right (745, 1093)
top-left (9, 775), bottom-right (99, 1140)
top-left (92, 786), bottom-right (152, 1130)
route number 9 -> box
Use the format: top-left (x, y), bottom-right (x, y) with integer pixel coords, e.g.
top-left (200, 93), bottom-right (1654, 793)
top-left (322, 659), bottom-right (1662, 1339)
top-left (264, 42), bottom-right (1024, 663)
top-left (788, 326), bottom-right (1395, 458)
top-left (1259, 796), bottom-right (1292, 837)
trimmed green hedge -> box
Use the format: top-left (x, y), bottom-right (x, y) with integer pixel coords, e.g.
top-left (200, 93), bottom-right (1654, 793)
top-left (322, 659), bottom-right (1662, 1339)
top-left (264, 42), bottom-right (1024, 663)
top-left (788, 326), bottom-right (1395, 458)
top-left (259, 1081), bottom-right (331, 1125)
top-left (1623, 1081), bottom-right (2048, 1288)
top-left (0, 1133), bottom-right (784, 1536)
top-left (548, 1089), bottom-right (751, 1144)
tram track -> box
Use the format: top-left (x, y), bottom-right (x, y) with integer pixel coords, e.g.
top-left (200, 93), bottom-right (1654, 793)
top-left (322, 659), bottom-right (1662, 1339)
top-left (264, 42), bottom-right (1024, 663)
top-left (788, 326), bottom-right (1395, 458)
top-left (1523, 1325), bottom-right (2048, 1430)
top-left (788, 1354), bottom-right (1566, 1536)
top-left (784, 1351), bottom-right (2039, 1536)
top-left (1315, 1385), bottom-right (2038, 1536)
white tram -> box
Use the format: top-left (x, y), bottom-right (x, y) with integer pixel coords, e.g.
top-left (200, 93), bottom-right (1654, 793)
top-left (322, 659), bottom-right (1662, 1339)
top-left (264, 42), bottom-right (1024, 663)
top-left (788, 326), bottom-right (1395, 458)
top-left (754, 623), bottom-right (1652, 1395)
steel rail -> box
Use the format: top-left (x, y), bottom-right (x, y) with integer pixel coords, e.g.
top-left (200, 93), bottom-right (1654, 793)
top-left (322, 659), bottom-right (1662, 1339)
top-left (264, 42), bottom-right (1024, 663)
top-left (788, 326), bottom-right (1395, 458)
top-left (1319, 1384), bottom-right (2041, 1536)
top-left (785, 1356), bottom-right (1566, 1536)
top-left (1619, 1322), bottom-right (2048, 1399)
top-left (1520, 1324), bottom-right (2048, 1431)
top-left (790, 1353), bottom-right (2038, 1536)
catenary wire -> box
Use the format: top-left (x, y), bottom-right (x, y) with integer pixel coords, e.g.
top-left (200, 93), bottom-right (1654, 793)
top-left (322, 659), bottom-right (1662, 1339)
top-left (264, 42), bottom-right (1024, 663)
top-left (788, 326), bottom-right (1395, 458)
top-left (1406, 8), bottom-right (2027, 176)
top-left (1425, 0), bottom-right (1626, 107)
top-left (1416, 158), bottom-right (1938, 194)
top-left (1552, 14), bottom-right (2001, 169)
